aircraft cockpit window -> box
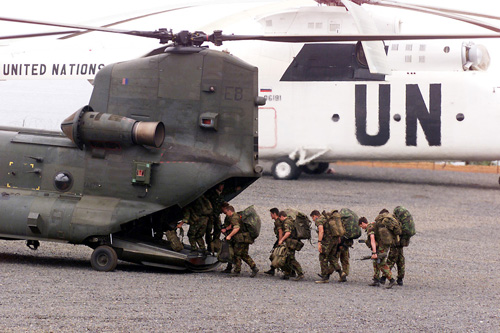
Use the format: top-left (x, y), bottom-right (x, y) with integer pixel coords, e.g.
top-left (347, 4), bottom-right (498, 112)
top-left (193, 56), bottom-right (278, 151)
top-left (54, 172), bottom-right (73, 192)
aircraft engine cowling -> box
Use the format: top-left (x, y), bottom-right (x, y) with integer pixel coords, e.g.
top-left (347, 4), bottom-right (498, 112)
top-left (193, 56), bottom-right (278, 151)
top-left (61, 106), bottom-right (165, 149)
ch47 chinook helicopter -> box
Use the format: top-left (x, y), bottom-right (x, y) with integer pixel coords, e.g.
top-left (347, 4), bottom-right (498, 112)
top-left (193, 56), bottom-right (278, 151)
top-left (0, 3), bottom-right (499, 272)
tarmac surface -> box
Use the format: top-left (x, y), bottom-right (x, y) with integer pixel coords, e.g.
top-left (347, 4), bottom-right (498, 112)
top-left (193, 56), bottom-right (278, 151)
top-left (1, 164), bottom-right (499, 332)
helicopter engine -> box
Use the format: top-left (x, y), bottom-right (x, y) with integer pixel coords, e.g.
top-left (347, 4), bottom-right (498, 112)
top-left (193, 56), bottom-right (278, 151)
top-left (61, 107), bottom-right (165, 150)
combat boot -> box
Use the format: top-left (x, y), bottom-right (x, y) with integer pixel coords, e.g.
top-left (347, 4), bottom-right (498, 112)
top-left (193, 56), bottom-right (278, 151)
top-left (293, 274), bottom-right (304, 281)
top-left (264, 267), bottom-right (275, 276)
top-left (368, 278), bottom-right (380, 287)
top-left (250, 266), bottom-right (259, 278)
top-left (290, 270), bottom-right (297, 278)
top-left (338, 271), bottom-right (347, 283)
top-left (281, 275), bottom-right (290, 280)
top-left (386, 278), bottom-right (396, 289)
top-left (315, 275), bottom-right (329, 284)
top-left (229, 271), bottom-right (240, 277)
top-left (397, 278), bottom-right (404, 286)
top-left (379, 276), bottom-right (386, 285)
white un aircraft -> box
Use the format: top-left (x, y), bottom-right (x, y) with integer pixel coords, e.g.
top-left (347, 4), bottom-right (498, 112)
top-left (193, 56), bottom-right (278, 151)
top-left (1, 0), bottom-right (500, 179)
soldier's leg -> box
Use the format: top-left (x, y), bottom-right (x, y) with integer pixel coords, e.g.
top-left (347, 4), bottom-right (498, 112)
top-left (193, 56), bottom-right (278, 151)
top-left (340, 247), bottom-right (350, 276)
top-left (195, 217), bottom-right (208, 250)
top-left (212, 215), bottom-right (222, 240)
top-left (205, 216), bottom-right (214, 252)
top-left (387, 245), bottom-right (397, 271)
top-left (397, 247), bottom-right (405, 281)
top-left (328, 246), bottom-right (346, 282)
top-left (289, 250), bottom-right (303, 277)
top-left (187, 224), bottom-right (198, 251)
top-left (232, 243), bottom-right (243, 274)
top-left (240, 244), bottom-right (256, 269)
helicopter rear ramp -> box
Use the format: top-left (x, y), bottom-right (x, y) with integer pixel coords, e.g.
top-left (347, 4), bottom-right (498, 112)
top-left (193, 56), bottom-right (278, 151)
top-left (111, 236), bottom-right (220, 272)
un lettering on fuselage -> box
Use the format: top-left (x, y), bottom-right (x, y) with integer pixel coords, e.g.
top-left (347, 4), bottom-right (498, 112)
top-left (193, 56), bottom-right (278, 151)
top-left (355, 84), bottom-right (441, 147)
top-left (2, 63), bottom-right (106, 77)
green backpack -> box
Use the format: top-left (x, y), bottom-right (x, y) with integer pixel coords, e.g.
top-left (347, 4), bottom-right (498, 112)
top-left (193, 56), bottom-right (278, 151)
top-left (322, 210), bottom-right (345, 237)
top-left (393, 206), bottom-right (416, 246)
top-left (340, 208), bottom-right (362, 239)
top-left (240, 205), bottom-right (261, 240)
top-left (375, 213), bottom-right (401, 247)
top-left (284, 208), bottom-right (312, 240)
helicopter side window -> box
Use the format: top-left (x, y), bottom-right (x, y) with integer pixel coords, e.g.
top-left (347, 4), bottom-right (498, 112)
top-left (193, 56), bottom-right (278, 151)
top-left (54, 172), bottom-right (73, 192)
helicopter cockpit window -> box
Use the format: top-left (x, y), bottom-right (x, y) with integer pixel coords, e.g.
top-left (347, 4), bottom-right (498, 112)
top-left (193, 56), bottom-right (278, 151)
top-left (54, 172), bottom-right (73, 192)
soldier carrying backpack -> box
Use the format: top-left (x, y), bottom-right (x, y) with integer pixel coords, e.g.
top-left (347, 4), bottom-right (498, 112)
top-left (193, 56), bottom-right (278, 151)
top-left (385, 206), bottom-right (416, 286)
top-left (277, 211), bottom-right (305, 281)
top-left (358, 210), bottom-right (397, 289)
top-left (310, 210), bottom-right (347, 284)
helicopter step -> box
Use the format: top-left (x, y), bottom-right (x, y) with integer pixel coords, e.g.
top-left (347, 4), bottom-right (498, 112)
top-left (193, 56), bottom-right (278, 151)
top-left (93, 236), bottom-right (220, 272)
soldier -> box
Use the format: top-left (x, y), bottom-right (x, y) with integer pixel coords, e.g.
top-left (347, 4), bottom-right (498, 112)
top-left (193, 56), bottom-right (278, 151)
top-left (358, 215), bottom-right (396, 289)
top-left (264, 207), bottom-right (283, 276)
top-left (177, 195), bottom-right (213, 253)
top-left (310, 210), bottom-right (346, 283)
top-left (224, 205), bottom-right (259, 277)
top-left (204, 183), bottom-right (225, 253)
top-left (220, 202), bottom-right (234, 273)
top-left (385, 207), bottom-right (407, 286)
top-left (278, 211), bottom-right (304, 281)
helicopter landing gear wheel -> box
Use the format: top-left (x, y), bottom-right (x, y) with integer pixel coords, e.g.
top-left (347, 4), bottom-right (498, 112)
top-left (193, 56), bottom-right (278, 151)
top-left (91, 245), bottom-right (118, 272)
top-left (300, 162), bottom-right (329, 175)
top-left (271, 157), bottom-right (301, 180)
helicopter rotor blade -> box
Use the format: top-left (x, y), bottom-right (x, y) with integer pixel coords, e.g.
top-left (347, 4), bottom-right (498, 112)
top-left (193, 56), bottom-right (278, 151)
top-left (58, 6), bottom-right (195, 40)
top-left (361, 0), bottom-right (500, 33)
top-left (0, 31), bottom-right (80, 40)
top-left (217, 33), bottom-right (500, 44)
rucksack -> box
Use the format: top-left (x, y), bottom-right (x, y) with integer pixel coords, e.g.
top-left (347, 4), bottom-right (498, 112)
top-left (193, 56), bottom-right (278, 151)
top-left (323, 210), bottom-right (345, 237)
top-left (284, 208), bottom-right (312, 240)
top-left (393, 206), bottom-right (416, 245)
top-left (340, 208), bottom-right (362, 239)
top-left (271, 244), bottom-right (288, 269)
top-left (240, 205), bottom-right (261, 240)
top-left (375, 213), bottom-right (401, 247)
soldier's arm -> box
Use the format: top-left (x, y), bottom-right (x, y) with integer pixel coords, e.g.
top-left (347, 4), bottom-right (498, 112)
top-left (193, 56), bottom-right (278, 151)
top-left (370, 234), bottom-right (377, 259)
top-left (279, 231), bottom-right (291, 245)
top-left (226, 226), bottom-right (240, 240)
top-left (317, 225), bottom-right (324, 253)
top-left (278, 228), bottom-right (283, 241)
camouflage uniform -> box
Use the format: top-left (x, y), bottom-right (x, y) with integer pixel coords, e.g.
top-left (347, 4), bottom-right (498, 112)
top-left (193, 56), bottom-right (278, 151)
top-left (315, 215), bottom-right (342, 277)
top-left (204, 188), bottom-right (224, 251)
top-left (366, 222), bottom-right (392, 280)
top-left (269, 218), bottom-right (283, 265)
top-left (339, 238), bottom-right (353, 276)
top-left (387, 245), bottom-right (405, 279)
top-left (229, 214), bottom-right (256, 274)
top-left (282, 216), bottom-right (304, 277)
top-left (182, 195), bottom-right (213, 251)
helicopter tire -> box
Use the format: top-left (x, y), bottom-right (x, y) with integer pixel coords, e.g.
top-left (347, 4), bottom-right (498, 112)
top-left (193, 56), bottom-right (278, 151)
top-left (271, 157), bottom-right (301, 180)
top-left (300, 162), bottom-right (329, 175)
top-left (91, 245), bottom-right (118, 272)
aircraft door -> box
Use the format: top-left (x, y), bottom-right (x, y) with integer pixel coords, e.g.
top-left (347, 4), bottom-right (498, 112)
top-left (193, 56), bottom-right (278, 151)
top-left (258, 107), bottom-right (277, 149)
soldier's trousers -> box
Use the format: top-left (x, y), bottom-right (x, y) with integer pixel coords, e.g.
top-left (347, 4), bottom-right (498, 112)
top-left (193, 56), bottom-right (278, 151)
top-left (339, 246), bottom-right (350, 276)
top-left (284, 249), bottom-right (303, 276)
top-left (319, 241), bottom-right (341, 277)
top-left (233, 242), bottom-right (256, 273)
top-left (187, 216), bottom-right (208, 250)
top-left (373, 247), bottom-right (392, 280)
top-left (387, 246), bottom-right (405, 279)
top-left (205, 214), bottom-right (222, 252)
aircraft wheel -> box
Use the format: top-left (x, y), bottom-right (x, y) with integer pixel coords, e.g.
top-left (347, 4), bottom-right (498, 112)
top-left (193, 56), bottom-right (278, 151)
top-left (300, 162), bottom-right (329, 175)
top-left (271, 157), bottom-right (301, 180)
top-left (91, 245), bottom-right (118, 272)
